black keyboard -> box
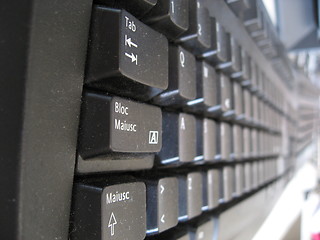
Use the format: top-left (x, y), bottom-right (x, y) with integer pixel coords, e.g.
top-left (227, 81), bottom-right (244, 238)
top-left (1, 0), bottom-right (319, 240)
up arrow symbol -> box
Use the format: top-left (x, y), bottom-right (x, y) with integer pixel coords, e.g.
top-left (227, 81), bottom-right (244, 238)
top-left (108, 212), bottom-right (117, 236)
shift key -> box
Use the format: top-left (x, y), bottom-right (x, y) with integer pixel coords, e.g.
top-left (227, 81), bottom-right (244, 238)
top-left (79, 91), bottom-right (162, 159)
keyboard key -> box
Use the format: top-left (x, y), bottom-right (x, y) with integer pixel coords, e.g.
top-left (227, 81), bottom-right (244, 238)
top-left (235, 164), bottom-right (244, 196)
top-left (102, 0), bottom-right (157, 18)
top-left (203, 118), bottom-right (217, 161)
top-left (220, 122), bottom-right (231, 160)
top-left (79, 92), bottom-right (162, 159)
top-left (191, 219), bottom-right (215, 240)
top-left (177, 0), bottom-right (211, 54)
top-left (86, 7), bottom-right (168, 101)
top-left (216, 36), bottom-right (241, 75)
top-left (71, 182), bottom-right (146, 240)
top-left (207, 169), bottom-right (221, 209)
top-left (232, 125), bottom-right (243, 159)
top-left (222, 166), bottom-right (234, 202)
top-left (146, 177), bottom-right (179, 234)
top-left (195, 118), bottom-right (204, 162)
top-left (153, 45), bottom-right (196, 106)
top-left (226, 0), bottom-right (250, 18)
top-left (243, 127), bottom-right (251, 158)
top-left (157, 112), bottom-right (196, 164)
top-left (244, 162), bottom-right (251, 191)
top-left (186, 61), bottom-right (217, 113)
top-left (142, 0), bottom-right (189, 39)
top-left (233, 81), bottom-right (244, 120)
top-left (178, 172), bottom-right (203, 221)
top-left (201, 18), bottom-right (229, 64)
top-left (231, 50), bottom-right (250, 81)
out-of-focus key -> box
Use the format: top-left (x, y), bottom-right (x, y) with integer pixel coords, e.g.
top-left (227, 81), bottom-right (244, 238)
top-left (235, 164), bottom-right (244, 196)
top-left (142, 0), bottom-right (189, 39)
top-left (177, 0), bottom-right (211, 54)
top-left (201, 18), bottom-right (229, 65)
top-left (186, 61), bottom-right (217, 113)
top-left (223, 166), bottom-right (234, 202)
top-left (153, 45), bottom-right (196, 106)
top-left (178, 172), bottom-right (203, 221)
top-left (207, 73), bottom-right (232, 117)
top-left (220, 122), bottom-right (231, 160)
top-left (203, 118), bottom-right (217, 161)
top-left (86, 7), bottom-right (168, 101)
top-left (156, 112), bottom-right (196, 164)
top-left (79, 92), bottom-right (162, 159)
top-left (231, 50), bottom-right (251, 82)
top-left (232, 124), bottom-right (243, 159)
top-left (146, 177), bottom-right (179, 234)
top-left (207, 169), bottom-right (221, 209)
top-left (216, 36), bottom-right (241, 75)
top-left (71, 181), bottom-right (146, 240)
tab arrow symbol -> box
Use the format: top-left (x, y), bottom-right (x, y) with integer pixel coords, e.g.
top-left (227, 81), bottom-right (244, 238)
top-left (125, 35), bottom-right (138, 48)
top-left (125, 52), bottom-right (138, 65)
top-left (160, 185), bottom-right (165, 194)
top-left (161, 214), bottom-right (165, 223)
top-left (108, 212), bottom-right (117, 236)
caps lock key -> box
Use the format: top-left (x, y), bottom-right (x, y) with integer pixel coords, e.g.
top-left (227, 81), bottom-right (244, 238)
top-left (86, 6), bottom-right (168, 101)
top-left (79, 91), bottom-right (162, 159)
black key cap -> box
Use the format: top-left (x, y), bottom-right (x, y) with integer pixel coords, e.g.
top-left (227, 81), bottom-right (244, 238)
top-left (186, 61), bottom-right (217, 113)
top-left (190, 219), bottom-right (215, 240)
top-left (177, 0), bottom-right (211, 54)
top-left (153, 45), bottom-right (196, 106)
top-left (231, 50), bottom-right (251, 82)
top-left (195, 118), bottom-right (204, 162)
top-left (178, 172), bottom-right (203, 221)
top-left (97, 0), bottom-right (157, 18)
top-left (79, 92), bottom-right (162, 159)
top-left (146, 177), bottom-right (179, 234)
top-left (244, 162), bottom-right (252, 191)
top-left (201, 18), bottom-right (229, 64)
top-left (216, 36), bottom-right (241, 75)
top-left (233, 81), bottom-right (244, 120)
top-left (71, 181), bottom-right (146, 240)
top-left (243, 89), bottom-right (252, 122)
top-left (142, 0), bottom-right (189, 39)
top-left (156, 112), bottom-right (196, 164)
top-left (207, 169), bottom-right (220, 209)
top-left (220, 122), bottom-right (231, 160)
top-left (243, 127), bottom-right (250, 158)
top-left (226, 0), bottom-right (250, 18)
top-left (203, 118), bottom-right (217, 161)
top-left (235, 164), bottom-right (244, 196)
top-left (86, 7), bottom-right (168, 101)
top-left (222, 166), bottom-right (233, 202)
top-left (232, 125), bottom-right (242, 159)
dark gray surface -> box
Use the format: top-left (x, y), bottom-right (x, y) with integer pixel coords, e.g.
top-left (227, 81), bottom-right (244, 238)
top-left (17, 0), bottom-right (92, 239)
